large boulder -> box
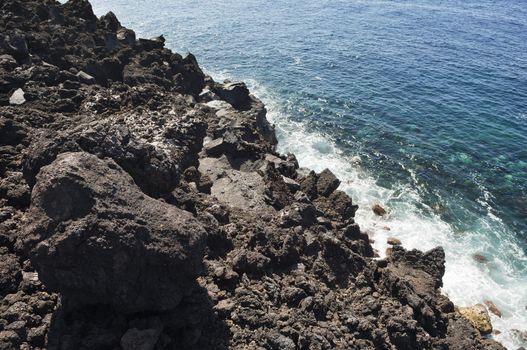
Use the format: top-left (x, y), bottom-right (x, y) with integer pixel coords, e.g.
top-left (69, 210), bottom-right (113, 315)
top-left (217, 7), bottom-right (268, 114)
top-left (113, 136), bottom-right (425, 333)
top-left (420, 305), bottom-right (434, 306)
top-left (18, 152), bottom-right (206, 313)
top-left (458, 304), bottom-right (493, 335)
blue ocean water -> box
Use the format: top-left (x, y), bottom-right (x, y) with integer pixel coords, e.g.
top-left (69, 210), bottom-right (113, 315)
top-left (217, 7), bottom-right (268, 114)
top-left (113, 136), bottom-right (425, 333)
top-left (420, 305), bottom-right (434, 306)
top-left (88, 0), bottom-right (527, 347)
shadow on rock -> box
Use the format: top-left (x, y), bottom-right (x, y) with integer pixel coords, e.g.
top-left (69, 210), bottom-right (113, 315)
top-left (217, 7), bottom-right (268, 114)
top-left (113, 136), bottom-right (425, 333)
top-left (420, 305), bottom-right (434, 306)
top-left (46, 283), bottom-right (230, 350)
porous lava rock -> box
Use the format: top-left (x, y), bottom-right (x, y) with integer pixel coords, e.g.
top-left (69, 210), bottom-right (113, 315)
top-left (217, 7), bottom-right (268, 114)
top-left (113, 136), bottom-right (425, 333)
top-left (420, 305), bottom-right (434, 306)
top-left (18, 152), bottom-right (206, 314)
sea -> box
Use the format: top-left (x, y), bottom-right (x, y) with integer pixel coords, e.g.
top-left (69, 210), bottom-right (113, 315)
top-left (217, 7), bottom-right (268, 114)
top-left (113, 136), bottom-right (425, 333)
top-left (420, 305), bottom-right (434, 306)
top-left (87, 0), bottom-right (527, 348)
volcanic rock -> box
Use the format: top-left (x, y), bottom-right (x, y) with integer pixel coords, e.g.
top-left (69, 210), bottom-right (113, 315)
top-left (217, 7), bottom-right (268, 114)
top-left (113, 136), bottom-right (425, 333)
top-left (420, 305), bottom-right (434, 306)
top-left (387, 237), bottom-right (402, 246)
top-left (18, 152), bottom-right (206, 313)
top-left (316, 168), bottom-right (340, 196)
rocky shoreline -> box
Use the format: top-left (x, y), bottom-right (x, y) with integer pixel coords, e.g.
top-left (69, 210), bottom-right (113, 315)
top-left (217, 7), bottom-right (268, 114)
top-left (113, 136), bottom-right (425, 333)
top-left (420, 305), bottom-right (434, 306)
top-left (0, 0), bottom-right (507, 349)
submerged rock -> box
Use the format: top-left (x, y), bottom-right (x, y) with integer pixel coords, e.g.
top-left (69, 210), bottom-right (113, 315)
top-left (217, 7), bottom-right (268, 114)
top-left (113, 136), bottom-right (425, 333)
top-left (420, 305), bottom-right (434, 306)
top-left (484, 300), bottom-right (502, 318)
top-left (372, 203), bottom-right (387, 216)
top-left (473, 254), bottom-right (488, 263)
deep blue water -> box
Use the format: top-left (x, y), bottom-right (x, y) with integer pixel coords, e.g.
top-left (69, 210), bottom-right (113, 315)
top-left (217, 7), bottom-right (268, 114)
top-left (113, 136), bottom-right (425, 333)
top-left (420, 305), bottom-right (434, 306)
top-left (88, 0), bottom-right (527, 347)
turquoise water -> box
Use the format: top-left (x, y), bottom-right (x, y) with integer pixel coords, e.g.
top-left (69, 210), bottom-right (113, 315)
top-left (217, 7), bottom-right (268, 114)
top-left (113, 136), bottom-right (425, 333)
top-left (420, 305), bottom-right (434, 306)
top-left (88, 0), bottom-right (527, 347)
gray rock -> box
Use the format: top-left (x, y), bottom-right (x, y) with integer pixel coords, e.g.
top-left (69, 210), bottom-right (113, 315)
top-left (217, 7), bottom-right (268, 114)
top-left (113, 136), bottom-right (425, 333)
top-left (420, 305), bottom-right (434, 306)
top-left (203, 137), bottom-right (226, 156)
top-left (268, 333), bottom-right (296, 350)
top-left (198, 88), bottom-right (220, 102)
top-left (282, 175), bottom-right (300, 192)
top-left (9, 88), bottom-right (25, 105)
top-left (76, 70), bottom-right (96, 84)
top-left (199, 156), bottom-right (273, 210)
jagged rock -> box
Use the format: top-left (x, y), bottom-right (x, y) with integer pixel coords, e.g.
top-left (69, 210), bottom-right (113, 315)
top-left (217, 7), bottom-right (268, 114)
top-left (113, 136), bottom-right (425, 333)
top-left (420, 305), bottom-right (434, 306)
top-left (215, 82), bottom-right (250, 109)
top-left (0, 0), bottom-right (508, 349)
top-left (299, 170), bottom-right (318, 199)
top-left (281, 175), bottom-right (300, 192)
top-left (198, 88), bottom-right (219, 102)
top-left (314, 190), bottom-right (357, 221)
top-left (0, 252), bottom-right (21, 294)
top-left (232, 250), bottom-right (271, 275)
top-left (117, 28), bottom-right (136, 44)
top-left (0, 172), bottom-right (30, 207)
top-left (387, 237), bottom-right (402, 246)
top-left (100, 11), bottom-right (121, 31)
top-left (316, 168), bottom-right (340, 197)
top-left (18, 152), bottom-right (206, 313)
top-left (23, 102), bottom-right (208, 197)
top-left (0, 54), bottom-right (17, 71)
top-left (458, 304), bottom-right (493, 335)
top-left (279, 202), bottom-right (317, 228)
top-left (2, 31), bottom-right (29, 61)
top-left (268, 333), bottom-right (296, 350)
top-left (76, 70), bottom-right (95, 84)
top-left (203, 137), bottom-right (227, 156)
top-left (390, 246), bottom-right (446, 289)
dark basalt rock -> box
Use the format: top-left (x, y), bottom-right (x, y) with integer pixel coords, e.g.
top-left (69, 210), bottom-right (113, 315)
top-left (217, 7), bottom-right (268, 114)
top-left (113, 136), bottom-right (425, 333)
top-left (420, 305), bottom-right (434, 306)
top-left (214, 82), bottom-right (251, 110)
top-left (316, 168), bottom-right (341, 197)
top-left (18, 152), bottom-right (206, 314)
top-left (0, 251), bottom-right (22, 294)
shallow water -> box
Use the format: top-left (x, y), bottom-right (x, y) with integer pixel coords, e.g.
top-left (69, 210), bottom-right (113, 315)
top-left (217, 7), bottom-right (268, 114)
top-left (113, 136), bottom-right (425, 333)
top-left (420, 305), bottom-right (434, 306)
top-left (89, 0), bottom-right (527, 347)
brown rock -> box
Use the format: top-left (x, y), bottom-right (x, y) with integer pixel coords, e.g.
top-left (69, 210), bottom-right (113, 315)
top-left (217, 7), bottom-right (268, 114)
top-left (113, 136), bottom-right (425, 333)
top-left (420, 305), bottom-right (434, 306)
top-left (372, 204), bottom-right (387, 216)
top-left (473, 254), bottom-right (487, 263)
top-left (385, 247), bottom-right (393, 257)
top-left (484, 300), bottom-right (502, 317)
top-left (387, 237), bottom-right (402, 246)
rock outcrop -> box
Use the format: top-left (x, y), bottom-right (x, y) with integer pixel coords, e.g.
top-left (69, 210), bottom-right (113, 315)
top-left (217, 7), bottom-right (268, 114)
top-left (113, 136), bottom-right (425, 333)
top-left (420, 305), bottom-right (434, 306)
top-left (18, 152), bottom-right (206, 314)
top-left (0, 0), bottom-right (506, 349)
